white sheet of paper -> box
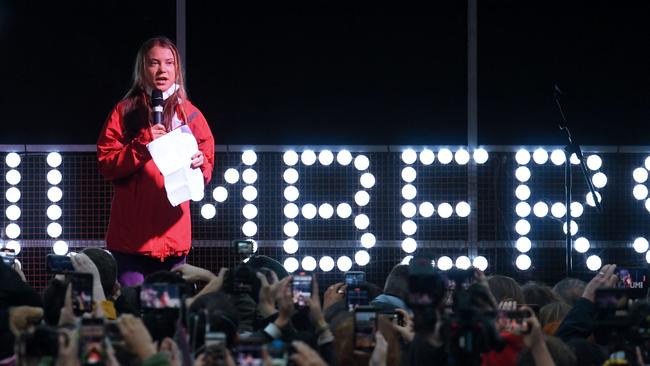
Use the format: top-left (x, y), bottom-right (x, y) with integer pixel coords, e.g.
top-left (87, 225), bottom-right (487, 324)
top-left (147, 125), bottom-right (205, 206)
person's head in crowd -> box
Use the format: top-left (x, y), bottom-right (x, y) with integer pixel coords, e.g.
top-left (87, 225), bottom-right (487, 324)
top-left (188, 291), bottom-right (239, 351)
top-left (333, 314), bottom-right (400, 366)
top-left (41, 277), bottom-right (68, 326)
top-left (516, 335), bottom-right (576, 366)
top-left (522, 281), bottom-right (558, 313)
top-left (488, 275), bottom-right (525, 304)
top-left (539, 301), bottom-right (571, 335)
top-left (372, 264), bottom-right (409, 311)
top-left (82, 248), bottom-right (118, 299)
top-left (552, 277), bottom-right (587, 306)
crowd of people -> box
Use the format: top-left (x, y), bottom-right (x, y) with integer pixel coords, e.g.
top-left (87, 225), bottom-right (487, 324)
top-left (1, 247), bottom-right (647, 366)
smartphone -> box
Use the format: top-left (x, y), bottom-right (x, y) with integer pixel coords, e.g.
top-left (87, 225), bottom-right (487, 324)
top-left (267, 339), bottom-right (288, 366)
top-left (69, 272), bottom-right (94, 316)
top-left (379, 310), bottom-right (405, 327)
top-left (292, 272), bottom-right (312, 307)
top-left (345, 271), bottom-right (365, 286)
top-left (497, 310), bottom-right (531, 335)
top-left (354, 306), bottom-right (377, 351)
top-left (615, 267), bottom-right (647, 298)
top-left (79, 318), bottom-right (106, 366)
top-left (46, 254), bottom-right (74, 274)
top-left (1, 248), bottom-right (16, 266)
top-left (233, 240), bottom-right (254, 256)
top-left (595, 288), bottom-right (630, 311)
top-left (236, 342), bottom-right (264, 366)
top-left (140, 283), bottom-right (182, 309)
top-left (445, 268), bottom-right (476, 291)
top-left (407, 256), bottom-right (445, 307)
top-left (345, 271), bottom-right (368, 310)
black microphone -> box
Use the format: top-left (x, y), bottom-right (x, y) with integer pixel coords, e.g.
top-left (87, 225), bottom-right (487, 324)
top-left (151, 89), bottom-right (164, 125)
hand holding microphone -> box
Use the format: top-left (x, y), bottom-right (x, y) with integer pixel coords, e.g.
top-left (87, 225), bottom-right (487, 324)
top-left (150, 89), bottom-right (167, 139)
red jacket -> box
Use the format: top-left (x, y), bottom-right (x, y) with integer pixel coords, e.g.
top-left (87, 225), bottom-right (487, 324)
top-left (97, 98), bottom-right (214, 260)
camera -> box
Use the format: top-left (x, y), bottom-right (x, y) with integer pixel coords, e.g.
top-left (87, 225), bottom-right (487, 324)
top-left (17, 324), bottom-right (60, 360)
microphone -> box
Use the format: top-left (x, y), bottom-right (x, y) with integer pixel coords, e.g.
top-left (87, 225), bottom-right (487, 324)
top-left (151, 89), bottom-right (164, 125)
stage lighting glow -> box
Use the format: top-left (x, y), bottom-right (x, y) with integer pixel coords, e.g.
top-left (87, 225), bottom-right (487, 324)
top-left (586, 192), bottom-right (602, 207)
top-left (515, 167), bottom-right (531, 183)
top-left (515, 185), bottom-right (531, 201)
top-left (562, 220), bottom-right (578, 236)
top-left (5, 153), bottom-right (20, 168)
top-left (530, 201), bottom-right (548, 217)
top-left (283, 221), bottom-right (299, 237)
top-left (586, 155), bottom-right (602, 171)
top-left (201, 204), bottom-right (216, 219)
top-left (301, 150), bottom-right (317, 166)
top-left (516, 254), bottom-right (532, 270)
top-left (586, 255), bottom-right (602, 271)
top-left (318, 150), bottom-right (334, 166)
top-left (592, 172), bottom-right (607, 189)
top-left (360, 233), bottom-right (376, 249)
top-left (633, 168), bottom-right (648, 183)
top-left (401, 238), bottom-right (417, 253)
top-left (224, 168), bottom-right (239, 184)
top-left (419, 202), bottom-right (435, 217)
top-left (438, 203), bottom-right (453, 218)
top-left (284, 203), bottom-right (299, 219)
top-left (360, 173), bottom-right (376, 189)
top-left (47, 222), bottom-right (62, 238)
top-left (53, 240), bottom-right (68, 255)
top-left (47, 187), bottom-right (62, 203)
top-left (401, 184), bottom-right (417, 200)
top-left (401, 149), bottom-right (417, 164)
top-left (318, 203), bottom-right (334, 219)
top-left (646, 199), bottom-right (650, 213)
top-left (47, 169), bottom-right (63, 185)
top-left (283, 150), bottom-right (299, 166)
top-left (515, 149), bottom-right (531, 165)
top-left (301, 204), bottom-right (317, 219)
top-left (46, 152), bottom-right (62, 168)
top-left (212, 187), bottom-right (228, 203)
top-left (5, 240), bottom-right (21, 255)
top-left (438, 256), bottom-right (453, 271)
top-left (46, 204), bottom-right (62, 221)
top-left (646, 251), bottom-right (650, 264)
top-left (354, 191), bottom-right (370, 206)
top-left (438, 149), bottom-right (453, 164)
top-left (633, 237), bottom-right (649, 253)
top-left (550, 149), bottom-right (566, 165)
top-left (242, 186), bottom-right (258, 201)
top-left (284, 257), bottom-right (299, 273)
top-left (5, 224), bottom-right (20, 239)
top-left (243, 204), bottom-right (258, 219)
top-left (6, 187), bottom-right (20, 203)
top-left (633, 185), bottom-right (649, 200)
top-left (401, 167), bottom-right (417, 183)
top-left (456, 256), bottom-right (471, 270)
top-left (420, 149), bottom-right (435, 165)
top-left (402, 220), bottom-right (417, 235)
top-left (251, 240), bottom-right (259, 253)
top-left (473, 256), bottom-right (488, 271)
top-left (646, 156), bottom-right (650, 171)
top-left (516, 237), bottom-right (532, 253)
top-left (401, 202), bottom-right (417, 218)
top-left (454, 149), bottom-right (470, 165)
top-left (336, 203), bottom-right (352, 219)
top-left (319, 256), bottom-right (335, 272)
top-left (337, 150), bottom-right (353, 165)
top-left (551, 202), bottom-right (566, 218)
top-left (337, 256), bottom-right (353, 271)
top-left (302, 256), bottom-right (317, 271)
top-left (516, 202), bottom-right (531, 218)
top-left (242, 220), bottom-right (257, 237)
top-left (242, 169), bottom-right (258, 184)
top-left (568, 153), bottom-right (579, 165)
top-left (284, 186), bottom-right (299, 201)
top-left (473, 148), bottom-right (489, 164)
top-left (5, 170), bottom-right (20, 185)
top-left (574, 237), bottom-right (590, 253)
top-left (515, 219), bottom-right (531, 236)
top-left (354, 214), bottom-right (370, 230)
top-left (354, 155), bottom-right (370, 171)
top-left (283, 239), bottom-right (299, 254)
top-left (401, 256), bottom-right (413, 265)
top-left (455, 201), bottom-right (471, 217)
top-left (532, 148), bottom-right (548, 164)
top-left (355, 250), bottom-right (370, 266)
top-left (6, 205), bottom-right (20, 221)
top-left (242, 150), bottom-right (257, 166)
top-left (570, 202), bottom-right (584, 218)
top-left (283, 168), bottom-right (299, 185)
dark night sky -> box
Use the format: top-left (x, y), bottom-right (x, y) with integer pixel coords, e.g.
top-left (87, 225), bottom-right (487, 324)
top-left (1, 1), bottom-right (648, 145)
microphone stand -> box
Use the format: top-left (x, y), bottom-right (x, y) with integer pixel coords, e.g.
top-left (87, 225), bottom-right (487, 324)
top-left (553, 85), bottom-right (602, 278)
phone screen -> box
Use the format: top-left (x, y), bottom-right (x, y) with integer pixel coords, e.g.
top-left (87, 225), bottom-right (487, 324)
top-left (140, 283), bottom-right (182, 309)
top-left (354, 308), bottom-right (377, 350)
top-left (79, 318), bottom-right (105, 365)
top-left (69, 272), bottom-right (94, 316)
top-left (292, 272), bottom-right (312, 307)
top-left (345, 271), bottom-right (365, 286)
top-left (615, 267), bottom-right (647, 294)
top-left (46, 254), bottom-right (74, 274)
top-left (1, 248), bottom-right (16, 266)
top-left (346, 271), bottom-right (368, 310)
top-left (236, 343), bottom-right (263, 366)
top-left (233, 240), bottom-right (254, 255)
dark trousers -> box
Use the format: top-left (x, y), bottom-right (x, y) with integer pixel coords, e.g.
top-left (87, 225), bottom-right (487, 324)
top-left (112, 251), bottom-right (187, 287)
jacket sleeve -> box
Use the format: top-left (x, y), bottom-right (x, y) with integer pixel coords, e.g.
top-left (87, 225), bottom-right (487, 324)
top-left (97, 106), bottom-right (154, 181)
top-left (554, 297), bottom-right (596, 342)
top-left (188, 108), bottom-right (215, 184)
